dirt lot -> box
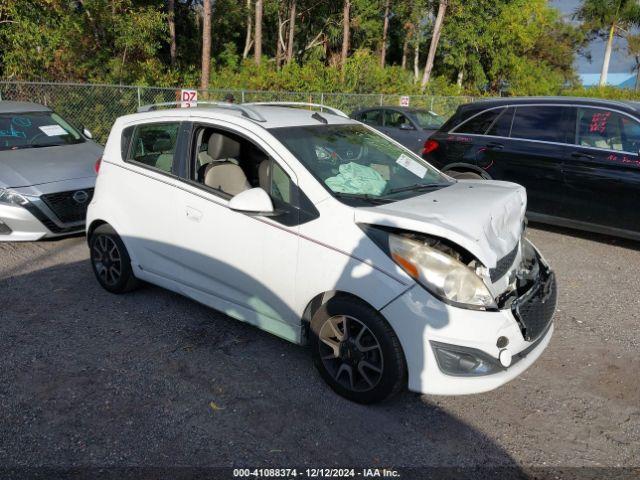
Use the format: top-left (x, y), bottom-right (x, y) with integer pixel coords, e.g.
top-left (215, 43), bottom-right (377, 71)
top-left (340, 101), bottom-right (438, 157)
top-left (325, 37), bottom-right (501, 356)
top-left (1, 226), bottom-right (639, 474)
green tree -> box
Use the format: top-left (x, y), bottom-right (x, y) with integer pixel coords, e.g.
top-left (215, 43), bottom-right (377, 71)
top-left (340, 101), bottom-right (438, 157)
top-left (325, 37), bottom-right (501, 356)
top-left (435, 0), bottom-right (582, 94)
top-left (575, 0), bottom-right (640, 86)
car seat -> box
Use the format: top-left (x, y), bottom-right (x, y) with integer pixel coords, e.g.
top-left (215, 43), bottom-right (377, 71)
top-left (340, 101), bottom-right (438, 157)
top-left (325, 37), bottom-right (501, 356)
top-left (152, 136), bottom-right (174, 172)
top-left (202, 134), bottom-right (251, 196)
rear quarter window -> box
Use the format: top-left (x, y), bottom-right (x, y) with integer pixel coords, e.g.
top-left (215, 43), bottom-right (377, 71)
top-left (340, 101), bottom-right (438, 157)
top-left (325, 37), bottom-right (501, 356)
top-left (127, 122), bottom-right (180, 174)
top-left (121, 126), bottom-right (134, 159)
top-left (454, 108), bottom-right (503, 135)
top-left (486, 107), bottom-right (515, 137)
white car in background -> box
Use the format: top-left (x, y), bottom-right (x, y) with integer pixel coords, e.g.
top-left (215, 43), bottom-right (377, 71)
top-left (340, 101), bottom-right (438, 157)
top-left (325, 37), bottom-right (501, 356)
top-left (86, 102), bottom-right (556, 403)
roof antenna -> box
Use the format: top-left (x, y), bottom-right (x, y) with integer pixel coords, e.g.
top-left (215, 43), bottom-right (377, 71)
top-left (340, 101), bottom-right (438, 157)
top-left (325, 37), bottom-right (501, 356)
top-left (311, 112), bottom-right (328, 124)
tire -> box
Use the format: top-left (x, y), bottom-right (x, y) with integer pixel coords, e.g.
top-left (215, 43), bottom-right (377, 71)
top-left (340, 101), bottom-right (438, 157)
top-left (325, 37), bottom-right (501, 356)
top-left (310, 296), bottom-right (407, 404)
top-left (448, 170), bottom-right (484, 180)
top-left (89, 224), bottom-right (139, 294)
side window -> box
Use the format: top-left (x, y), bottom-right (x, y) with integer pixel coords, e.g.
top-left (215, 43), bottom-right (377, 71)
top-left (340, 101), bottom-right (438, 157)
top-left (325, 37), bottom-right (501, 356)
top-left (191, 125), bottom-right (295, 207)
top-left (384, 110), bottom-right (413, 129)
top-left (360, 110), bottom-right (383, 126)
top-left (510, 106), bottom-right (568, 143)
top-left (486, 107), bottom-right (514, 137)
top-left (575, 108), bottom-right (640, 153)
top-left (188, 125), bottom-right (317, 225)
top-left (454, 108), bottom-right (502, 135)
top-left (128, 122), bottom-right (180, 174)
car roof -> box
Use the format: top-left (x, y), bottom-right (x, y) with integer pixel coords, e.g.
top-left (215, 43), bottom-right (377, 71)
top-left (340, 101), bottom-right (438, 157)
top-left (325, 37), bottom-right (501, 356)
top-left (0, 101), bottom-right (51, 114)
top-left (459, 96), bottom-right (640, 114)
top-left (119, 105), bottom-right (358, 129)
top-left (354, 106), bottom-right (434, 114)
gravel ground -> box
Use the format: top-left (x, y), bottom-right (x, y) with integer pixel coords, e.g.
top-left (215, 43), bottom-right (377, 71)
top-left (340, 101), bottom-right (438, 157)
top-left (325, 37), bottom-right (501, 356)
top-left (1, 226), bottom-right (639, 473)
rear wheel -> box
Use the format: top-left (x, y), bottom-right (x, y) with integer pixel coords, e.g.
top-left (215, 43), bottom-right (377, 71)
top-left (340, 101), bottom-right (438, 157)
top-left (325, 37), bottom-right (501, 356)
top-left (89, 224), bottom-right (139, 294)
top-left (310, 296), bottom-right (406, 404)
top-left (447, 170), bottom-right (484, 180)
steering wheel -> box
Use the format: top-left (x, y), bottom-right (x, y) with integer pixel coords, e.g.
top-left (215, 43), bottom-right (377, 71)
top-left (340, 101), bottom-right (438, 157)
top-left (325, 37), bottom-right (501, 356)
top-left (28, 132), bottom-right (47, 145)
top-left (322, 145), bottom-right (365, 164)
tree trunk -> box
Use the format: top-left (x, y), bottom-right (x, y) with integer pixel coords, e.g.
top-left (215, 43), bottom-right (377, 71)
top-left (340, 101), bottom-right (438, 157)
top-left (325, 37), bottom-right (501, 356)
top-left (254, 0), bottom-right (263, 66)
top-left (168, 0), bottom-right (177, 68)
top-left (380, 0), bottom-right (391, 68)
top-left (341, 0), bottom-right (350, 69)
top-left (276, 6), bottom-right (284, 69)
top-left (456, 68), bottom-right (464, 88)
top-left (243, 0), bottom-right (253, 59)
top-left (401, 38), bottom-right (408, 69)
top-left (286, 0), bottom-right (296, 64)
top-left (600, 21), bottom-right (615, 87)
top-left (413, 34), bottom-right (420, 82)
top-left (421, 0), bottom-right (447, 90)
top-left (200, 0), bottom-right (212, 90)
top-left (401, 24), bottom-right (413, 70)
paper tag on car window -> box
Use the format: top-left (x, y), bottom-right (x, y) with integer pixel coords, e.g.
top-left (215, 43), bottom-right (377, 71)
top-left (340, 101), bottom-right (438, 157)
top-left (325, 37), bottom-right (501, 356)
top-left (396, 153), bottom-right (427, 178)
top-left (39, 125), bottom-right (68, 136)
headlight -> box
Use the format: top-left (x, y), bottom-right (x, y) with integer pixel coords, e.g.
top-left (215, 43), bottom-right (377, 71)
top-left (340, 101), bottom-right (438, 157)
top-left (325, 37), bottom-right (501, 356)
top-left (0, 188), bottom-right (29, 206)
top-left (387, 232), bottom-right (497, 310)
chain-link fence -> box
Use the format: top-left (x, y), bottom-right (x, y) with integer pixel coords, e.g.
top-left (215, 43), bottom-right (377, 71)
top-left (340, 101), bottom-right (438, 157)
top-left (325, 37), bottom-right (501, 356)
top-left (0, 81), bottom-right (475, 143)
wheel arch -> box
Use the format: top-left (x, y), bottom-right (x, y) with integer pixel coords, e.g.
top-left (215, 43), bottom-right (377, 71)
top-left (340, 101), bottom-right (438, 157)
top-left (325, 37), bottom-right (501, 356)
top-left (300, 290), bottom-right (381, 346)
top-left (86, 219), bottom-right (108, 244)
top-left (443, 162), bottom-right (492, 179)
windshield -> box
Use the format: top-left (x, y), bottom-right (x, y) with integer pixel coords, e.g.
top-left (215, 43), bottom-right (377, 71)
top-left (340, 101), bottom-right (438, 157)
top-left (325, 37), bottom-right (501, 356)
top-left (270, 124), bottom-right (451, 204)
top-left (413, 110), bottom-right (445, 129)
top-left (0, 111), bottom-right (84, 151)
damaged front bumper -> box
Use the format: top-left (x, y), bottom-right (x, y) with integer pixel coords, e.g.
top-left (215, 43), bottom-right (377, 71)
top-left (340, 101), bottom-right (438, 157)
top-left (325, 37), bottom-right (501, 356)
top-left (381, 243), bottom-right (557, 395)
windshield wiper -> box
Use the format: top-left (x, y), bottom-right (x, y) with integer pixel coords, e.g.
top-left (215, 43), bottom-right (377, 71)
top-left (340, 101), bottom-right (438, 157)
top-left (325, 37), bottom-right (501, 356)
top-left (12, 143), bottom-right (65, 150)
top-left (385, 183), bottom-right (446, 195)
top-left (333, 192), bottom-right (390, 205)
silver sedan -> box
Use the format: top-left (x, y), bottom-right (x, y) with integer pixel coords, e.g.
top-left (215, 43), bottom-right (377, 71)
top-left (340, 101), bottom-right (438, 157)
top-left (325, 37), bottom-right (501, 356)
top-left (0, 101), bottom-right (102, 241)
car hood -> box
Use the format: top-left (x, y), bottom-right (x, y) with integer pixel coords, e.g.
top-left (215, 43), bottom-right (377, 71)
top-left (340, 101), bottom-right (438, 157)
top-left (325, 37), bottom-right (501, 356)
top-left (354, 180), bottom-right (527, 268)
top-left (0, 141), bottom-right (102, 188)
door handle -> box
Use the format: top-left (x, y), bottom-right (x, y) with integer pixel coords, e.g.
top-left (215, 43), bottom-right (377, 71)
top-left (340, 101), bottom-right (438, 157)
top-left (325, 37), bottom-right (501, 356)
top-left (571, 151), bottom-right (594, 160)
top-left (485, 142), bottom-right (504, 150)
top-left (185, 206), bottom-right (203, 222)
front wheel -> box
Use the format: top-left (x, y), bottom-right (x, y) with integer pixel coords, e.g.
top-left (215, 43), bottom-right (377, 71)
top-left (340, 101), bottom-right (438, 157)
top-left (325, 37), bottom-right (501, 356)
top-left (310, 296), bottom-right (406, 404)
top-left (89, 224), bottom-right (139, 294)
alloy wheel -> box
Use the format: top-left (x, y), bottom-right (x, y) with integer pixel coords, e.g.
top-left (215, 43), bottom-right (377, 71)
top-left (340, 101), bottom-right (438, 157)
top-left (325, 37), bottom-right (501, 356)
top-left (318, 315), bottom-right (384, 392)
top-left (92, 235), bottom-right (123, 287)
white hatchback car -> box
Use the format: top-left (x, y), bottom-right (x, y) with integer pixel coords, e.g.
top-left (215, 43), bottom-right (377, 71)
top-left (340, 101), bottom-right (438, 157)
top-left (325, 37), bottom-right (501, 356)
top-left (87, 102), bottom-right (556, 403)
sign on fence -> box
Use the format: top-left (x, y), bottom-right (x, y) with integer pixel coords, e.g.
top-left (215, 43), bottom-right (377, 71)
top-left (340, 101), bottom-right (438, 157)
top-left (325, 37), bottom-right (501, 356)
top-left (399, 96), bottom-right (410, 107)
top-left (180, 89), bottom-right (198, 108)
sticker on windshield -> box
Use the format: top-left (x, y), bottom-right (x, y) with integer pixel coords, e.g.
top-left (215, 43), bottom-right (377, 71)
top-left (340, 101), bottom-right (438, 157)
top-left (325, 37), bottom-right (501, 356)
top-left (396, 153), bottom-right (427, 178)
top-left (39, 125), bottom-right (68, 136)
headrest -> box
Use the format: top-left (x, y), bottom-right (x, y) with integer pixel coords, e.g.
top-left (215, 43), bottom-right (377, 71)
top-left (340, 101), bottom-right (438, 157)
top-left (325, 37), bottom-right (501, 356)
top-left (153, 136), bottom-right (172, 152)
top-left (208, 133), bottom-right (240, 160)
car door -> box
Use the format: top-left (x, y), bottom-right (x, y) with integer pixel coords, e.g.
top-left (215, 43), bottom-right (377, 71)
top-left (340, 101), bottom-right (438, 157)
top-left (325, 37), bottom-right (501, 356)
top-left (172, 122), bottom-right (302, 343)
top-left (117, 121), bottom-right (188, 284)
top-left (562, 106), bottom-right (640, 233)
top-left (382, 110), bottom-right (422, 153)
top-left (477, 105), bottom-right (571, 218)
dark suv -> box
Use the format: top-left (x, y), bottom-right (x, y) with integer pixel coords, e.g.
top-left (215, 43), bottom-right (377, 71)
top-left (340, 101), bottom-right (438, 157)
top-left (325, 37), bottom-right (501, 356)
top-left (424, 97), bottom-right (640, 240)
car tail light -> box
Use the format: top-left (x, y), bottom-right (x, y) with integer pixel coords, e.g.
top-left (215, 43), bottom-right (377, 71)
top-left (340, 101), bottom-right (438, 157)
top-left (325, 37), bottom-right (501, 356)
top-left (422, 139), bottom-right (439, 155)
top-left (94, 157), bottom-right (102, 174)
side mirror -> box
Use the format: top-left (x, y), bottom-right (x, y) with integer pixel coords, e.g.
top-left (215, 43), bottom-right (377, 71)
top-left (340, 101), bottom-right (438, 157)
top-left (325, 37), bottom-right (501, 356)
top-left (400, 123), bottom-right (415, 130)
top-left (229, 187), bottom-right (274, 214)
top-left (82, 127), bottom-right (93, 139)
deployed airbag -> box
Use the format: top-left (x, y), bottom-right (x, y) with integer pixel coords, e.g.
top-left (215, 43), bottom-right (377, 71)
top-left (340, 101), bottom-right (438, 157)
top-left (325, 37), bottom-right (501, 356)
top-left (325, 162), bottom-right (387, 195)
